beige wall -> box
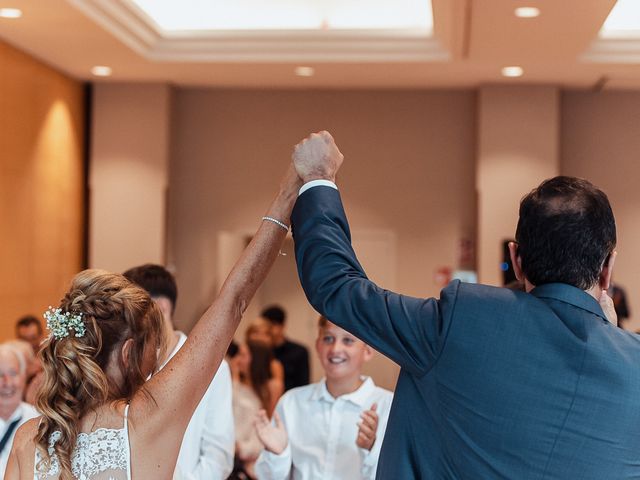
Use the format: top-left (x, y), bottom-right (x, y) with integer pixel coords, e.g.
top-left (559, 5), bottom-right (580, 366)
top-left (477, 86), bottom-right (561, 285)
top-left (90, 84), bottom-right (170, 272)
top-left (0, 40), bottom-right (85, 341)
top-left (562, 91), bottom-right (640, 331)
top-left (167, 89), bottom-right (478, 386)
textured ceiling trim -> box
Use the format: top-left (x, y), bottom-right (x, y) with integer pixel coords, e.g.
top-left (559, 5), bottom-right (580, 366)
top-left (68, 0), bottom-right (450, 62)
top-left (582, 38), bottom-right (640, 63)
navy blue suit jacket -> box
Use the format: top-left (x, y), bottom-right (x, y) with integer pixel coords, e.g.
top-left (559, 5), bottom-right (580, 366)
top-left (292, 186), bottom-right (640, 479)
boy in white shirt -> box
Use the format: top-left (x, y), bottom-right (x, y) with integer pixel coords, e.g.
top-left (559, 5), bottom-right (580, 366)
top-left (254, 316), bottom-right (393, 480)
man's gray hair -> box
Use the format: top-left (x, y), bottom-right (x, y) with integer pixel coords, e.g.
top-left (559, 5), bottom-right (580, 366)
top-left (0, 343), bottom-right (26, 374)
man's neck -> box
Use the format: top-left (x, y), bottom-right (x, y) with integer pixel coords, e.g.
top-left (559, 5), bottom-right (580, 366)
top-left (326, 375), bottom-right (364, 399)
top-left (525, 279), bottom-right (603, 301)
top-left (0, 403), bottom-right (19, 422)
top-left (585, 283), bottom-right (603, 300)
top-left (162, 330), bottom-right (182, 365)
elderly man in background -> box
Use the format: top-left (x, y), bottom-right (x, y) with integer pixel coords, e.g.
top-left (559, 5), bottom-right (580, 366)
top-left (0, 343), bottom-right (38, 476)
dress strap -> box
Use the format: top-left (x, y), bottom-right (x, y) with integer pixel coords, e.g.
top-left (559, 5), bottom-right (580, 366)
top-left (124, 403), bottom-right (132, 480)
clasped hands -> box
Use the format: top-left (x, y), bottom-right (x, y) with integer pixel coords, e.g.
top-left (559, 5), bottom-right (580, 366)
top-left (290, 130), bottom-right (344, 185)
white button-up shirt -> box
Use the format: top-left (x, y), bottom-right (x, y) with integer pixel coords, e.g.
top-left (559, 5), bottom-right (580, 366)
top-left (0, 402), bottom-right (39, 476)
top-left (163, 332), bottom-right (235, 480)
top-left (255, 377), bottom-right (393, 480)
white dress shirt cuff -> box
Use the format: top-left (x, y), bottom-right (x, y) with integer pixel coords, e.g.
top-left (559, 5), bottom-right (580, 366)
top-left (299, 179), bottom-right (338, 196)
top-left (255, 443), bottom-right (293, 480)
top-left (359, 444), bottom-right (380, 479)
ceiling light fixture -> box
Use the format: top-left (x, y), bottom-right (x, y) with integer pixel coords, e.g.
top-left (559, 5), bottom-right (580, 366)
top-left (514, 7), bottom-right (540, 18)
top-left (91, 66), bottom-right (113, 77)
top-left (295, 66), bottom-right (315, 77)
top-left (501, 66), bottom-right (524, 78)
top-left (0, 8), bottom-right (22, 18)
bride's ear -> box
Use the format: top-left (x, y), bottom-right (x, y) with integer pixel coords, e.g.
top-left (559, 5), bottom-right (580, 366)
top-left (120, 338), bottom-right (134, 368)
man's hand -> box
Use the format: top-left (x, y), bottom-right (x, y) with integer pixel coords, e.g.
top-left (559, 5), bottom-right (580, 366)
top-left (356, 403), bottom-right (378, 451)
top-left (292, 131), bottom-right (344, 184)
top-left (254, 410), bottom-right (289, 455)
top-left (600, 290), bottom-right (618, 326)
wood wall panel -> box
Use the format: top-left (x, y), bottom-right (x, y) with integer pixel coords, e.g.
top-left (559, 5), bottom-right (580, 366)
top-left (0, 40), bottom-right (84, 341)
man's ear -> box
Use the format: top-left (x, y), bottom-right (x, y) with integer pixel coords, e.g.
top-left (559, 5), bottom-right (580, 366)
top-left (152, 297), bottom-right (174, 325)
top-left (363, 344), bottom-right (374, 363)
top-left (508, 242), bottom-right (524, 282)
top-left (120, 338), bottom-right (134, 368)
top-left (599, 251), bottom-right (617, 290)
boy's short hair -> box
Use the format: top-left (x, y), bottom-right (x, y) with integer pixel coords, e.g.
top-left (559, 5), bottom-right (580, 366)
top-left (318, 316), bottom-right (330, 329)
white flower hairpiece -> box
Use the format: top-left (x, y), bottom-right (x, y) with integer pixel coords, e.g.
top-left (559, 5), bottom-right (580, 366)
top-left (43, 306), bottom-right (86, 340)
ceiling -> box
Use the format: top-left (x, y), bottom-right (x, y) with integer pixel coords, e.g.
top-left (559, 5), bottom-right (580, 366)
top-left (1, 0), bottom-right (640, 89)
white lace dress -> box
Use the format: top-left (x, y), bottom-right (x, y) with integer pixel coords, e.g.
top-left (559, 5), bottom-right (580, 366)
top-left (34, 405), bottom-right (131, 480)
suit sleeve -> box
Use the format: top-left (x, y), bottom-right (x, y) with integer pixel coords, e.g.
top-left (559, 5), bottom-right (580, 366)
top-left (292, 186), bottom-right (458, 376)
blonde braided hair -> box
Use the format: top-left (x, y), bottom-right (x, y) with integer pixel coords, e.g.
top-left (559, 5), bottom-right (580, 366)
top-left (35, 269), bottom-right (166, 479)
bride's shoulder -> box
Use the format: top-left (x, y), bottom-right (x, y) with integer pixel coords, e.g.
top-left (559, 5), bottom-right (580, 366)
top-left (14, 417), bottom-right (40, 455)
top-left (4, 417), bottom-right (40, 478)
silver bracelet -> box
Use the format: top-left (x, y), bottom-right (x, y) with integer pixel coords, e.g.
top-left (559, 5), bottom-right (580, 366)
top-left (262, 216), bottom-right (289, 232)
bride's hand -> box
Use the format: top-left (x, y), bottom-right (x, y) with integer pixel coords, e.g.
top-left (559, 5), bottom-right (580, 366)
top-left (279, 163), bottom-right (303, 196)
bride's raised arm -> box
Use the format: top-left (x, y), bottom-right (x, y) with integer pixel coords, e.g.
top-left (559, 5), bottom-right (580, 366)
top-left (133, 164), bottom-right (302, 445)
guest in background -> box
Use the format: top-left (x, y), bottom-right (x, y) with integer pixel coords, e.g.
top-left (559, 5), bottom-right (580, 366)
top-left (14, 316), bottom-right (43, 355)
top-left (0, 343), bottom-right (38, 476)
top-left (228, 341), bottom-right (281, 479)
top-left (254, 316), bottom-right (393, 479)
top-left (608, 281), bottom-right (630, 329)
top-left (261, 305), bottom-right (310, 391)
top-left (14, 316), bottom-right (44, 392)
top-left (4, 341), bottom-right (40, 405)
top-left (245, 317), bottom-right (275, 347)
top-left (245, 318), bottom-right (285, 405)
top-left (124, 264), bottom-right (234, 480)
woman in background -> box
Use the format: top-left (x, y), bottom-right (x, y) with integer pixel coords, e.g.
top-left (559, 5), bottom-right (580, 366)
top-left (228, 340), bottom-right (283, 479)
top-left (245, 319), bottom-right (285, 412)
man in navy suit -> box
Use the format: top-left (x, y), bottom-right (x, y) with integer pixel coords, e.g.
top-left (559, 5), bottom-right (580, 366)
top-left (290, 131), bottom-right (640, 479)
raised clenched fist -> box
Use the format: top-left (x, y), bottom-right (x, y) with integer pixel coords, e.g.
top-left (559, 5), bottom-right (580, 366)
top-left (292, 131), bottom-right (344, 184)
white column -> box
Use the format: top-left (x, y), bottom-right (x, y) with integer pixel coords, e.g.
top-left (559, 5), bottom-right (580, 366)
top-left (89, 83), bottom-right (170, 272)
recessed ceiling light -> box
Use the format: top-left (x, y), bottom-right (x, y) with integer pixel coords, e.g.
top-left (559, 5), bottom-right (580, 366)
top-left (514, 7), bottom-right (540, 18)
top-left (0, 8), bottom-right (22, 18)
top-left (295, 66), bottom-right (315, 77)
top-left (91, 66), bottom-right (112, 77)
top-left (501, 66), bottom-right (524, 78)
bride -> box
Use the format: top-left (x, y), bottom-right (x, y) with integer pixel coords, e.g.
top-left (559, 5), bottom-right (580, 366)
top-left (4, 163), bottom-right (302, 479)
